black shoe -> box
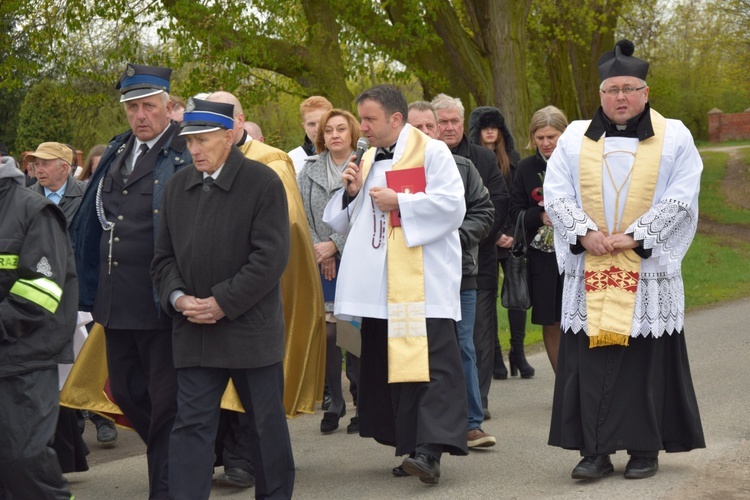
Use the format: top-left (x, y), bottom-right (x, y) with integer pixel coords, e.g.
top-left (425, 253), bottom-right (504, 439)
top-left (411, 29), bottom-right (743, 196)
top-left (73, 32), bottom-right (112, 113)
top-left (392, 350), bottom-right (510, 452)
top-left (391, 465), bottom-right (411, 477)
top-left (624, 456), bottom-right (658, 479)
top-left (571, 455), bottom-right (614, 480)
top-left (216, 467), bottom-right (254, 488)
top-left (402, 453), bottom-right (440, 484)
top-left (320, 406), bottom-right (346, 434)
top-left (346, 416), bottom-right (359, 434)
top-left (492, 351), bottom-right (508, 380)
top-left (95, 420), bottom-right (118, 447)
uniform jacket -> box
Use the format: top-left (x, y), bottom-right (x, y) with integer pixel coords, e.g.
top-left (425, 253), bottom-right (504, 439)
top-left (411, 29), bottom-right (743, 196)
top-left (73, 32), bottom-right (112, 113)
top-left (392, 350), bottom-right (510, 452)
top-left (450, 134), bottom-right (509, 289)
top-left (454, 155), bottom-right (493, 289)
top-left (29, 175), bottom-right (86, 226)
top-left (0, 159), bottom-right (77, 377)
top-left (151, 147), bottom-right (291, 369)
top-left (69, 123), bottom-right (189, 329)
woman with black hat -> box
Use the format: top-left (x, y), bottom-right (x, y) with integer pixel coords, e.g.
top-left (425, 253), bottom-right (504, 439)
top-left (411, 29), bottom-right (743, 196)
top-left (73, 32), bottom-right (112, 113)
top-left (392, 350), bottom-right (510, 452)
top-left (467, 107), bottom-right (531, 379)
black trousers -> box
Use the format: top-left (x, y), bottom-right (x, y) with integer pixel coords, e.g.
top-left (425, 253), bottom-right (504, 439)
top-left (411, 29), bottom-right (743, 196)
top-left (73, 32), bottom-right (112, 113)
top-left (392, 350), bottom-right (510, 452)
top-left (169, 363), bottom-right (294, 500)
top-left (105, 328), bottom-right (178, 499)
top-left (473, 287), bottom-right (497, 408)
top-left (0, 368), bottom-right (71, 500)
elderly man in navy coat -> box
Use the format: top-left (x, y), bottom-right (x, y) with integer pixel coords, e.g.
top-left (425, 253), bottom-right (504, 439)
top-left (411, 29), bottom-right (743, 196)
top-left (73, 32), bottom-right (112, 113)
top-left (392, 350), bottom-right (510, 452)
top-left (151, 98), bottom-right (294, 499)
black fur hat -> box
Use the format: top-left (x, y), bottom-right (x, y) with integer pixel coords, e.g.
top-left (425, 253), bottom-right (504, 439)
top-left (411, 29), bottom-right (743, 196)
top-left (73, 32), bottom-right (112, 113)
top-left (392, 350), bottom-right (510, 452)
top-left (468, 106), bottom-right (517, 155)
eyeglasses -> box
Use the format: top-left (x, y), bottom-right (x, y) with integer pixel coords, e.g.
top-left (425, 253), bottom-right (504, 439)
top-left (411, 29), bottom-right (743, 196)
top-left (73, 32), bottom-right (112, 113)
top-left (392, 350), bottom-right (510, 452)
top-left (600, 86), bottom-right (646, 97)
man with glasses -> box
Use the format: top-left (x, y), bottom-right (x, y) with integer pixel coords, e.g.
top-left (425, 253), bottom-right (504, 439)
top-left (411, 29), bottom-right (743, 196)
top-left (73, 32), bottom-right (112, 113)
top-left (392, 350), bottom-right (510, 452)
top-left (25, 143), bottom-right (85, 225)
top-left (544, 40), bottom-right (705, 480)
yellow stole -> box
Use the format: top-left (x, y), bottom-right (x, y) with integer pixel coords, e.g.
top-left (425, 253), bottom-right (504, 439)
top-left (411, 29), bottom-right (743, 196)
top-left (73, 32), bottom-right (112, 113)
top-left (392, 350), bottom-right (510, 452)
top-left (359, 127), bottom-right (431, 382)
top-left (579, 110), bottom-right (666, 347)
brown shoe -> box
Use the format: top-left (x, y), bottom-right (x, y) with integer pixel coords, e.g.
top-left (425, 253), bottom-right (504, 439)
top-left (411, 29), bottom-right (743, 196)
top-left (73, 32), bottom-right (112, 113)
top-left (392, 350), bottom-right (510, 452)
top-left (467, 428), bottom-right (496, 448)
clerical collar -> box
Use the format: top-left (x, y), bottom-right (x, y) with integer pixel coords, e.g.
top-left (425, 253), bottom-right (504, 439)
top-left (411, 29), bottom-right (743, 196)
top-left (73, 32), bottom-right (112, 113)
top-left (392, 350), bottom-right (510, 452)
top-left (236, 129), bottom-right (249, 147)
top-left (374, 143), bottom-right (397, 161)
top-left (584, 102), bottom-right (654, 141)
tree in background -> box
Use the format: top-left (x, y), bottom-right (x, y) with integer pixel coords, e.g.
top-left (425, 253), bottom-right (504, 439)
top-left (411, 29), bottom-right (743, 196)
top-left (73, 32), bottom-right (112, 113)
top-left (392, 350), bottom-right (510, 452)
top-left (2, 0), bottom-right (748, 153)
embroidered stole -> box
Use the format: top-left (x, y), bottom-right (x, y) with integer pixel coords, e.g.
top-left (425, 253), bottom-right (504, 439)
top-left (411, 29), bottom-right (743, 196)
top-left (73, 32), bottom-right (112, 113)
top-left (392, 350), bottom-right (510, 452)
top-left (359, 127), bottom-right (430, 382)
top-left (579, 110), bottom-right (666, 347)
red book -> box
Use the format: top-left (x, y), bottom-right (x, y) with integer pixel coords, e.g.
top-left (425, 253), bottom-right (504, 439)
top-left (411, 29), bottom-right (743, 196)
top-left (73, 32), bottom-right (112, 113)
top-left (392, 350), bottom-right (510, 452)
top-left (385, 166), bottom-right (426, 227)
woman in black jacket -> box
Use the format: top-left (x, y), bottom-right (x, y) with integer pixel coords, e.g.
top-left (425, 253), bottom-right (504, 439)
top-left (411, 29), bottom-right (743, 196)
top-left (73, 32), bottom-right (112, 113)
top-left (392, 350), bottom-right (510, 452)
top-left (467, 106), bottom-right (528, 379)
top-left (509, 105), bottom-right (568, 374)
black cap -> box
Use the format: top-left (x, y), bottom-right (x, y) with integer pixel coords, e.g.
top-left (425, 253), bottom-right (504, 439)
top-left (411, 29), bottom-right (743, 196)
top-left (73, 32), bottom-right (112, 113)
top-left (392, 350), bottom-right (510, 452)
top-left (116, 63), bottom-right (172, 102)
top-left (179, 98), bottom-right (235, 135)
top-left (597, 40), bottom-right (649, 82)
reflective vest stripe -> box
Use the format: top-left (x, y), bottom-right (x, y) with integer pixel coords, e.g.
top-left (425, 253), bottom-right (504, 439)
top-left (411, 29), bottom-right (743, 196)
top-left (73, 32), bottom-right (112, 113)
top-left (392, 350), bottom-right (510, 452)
top-left (10, 277), bottom-right (63, 313)
top-left (0, 255), bottom-right (19, 269)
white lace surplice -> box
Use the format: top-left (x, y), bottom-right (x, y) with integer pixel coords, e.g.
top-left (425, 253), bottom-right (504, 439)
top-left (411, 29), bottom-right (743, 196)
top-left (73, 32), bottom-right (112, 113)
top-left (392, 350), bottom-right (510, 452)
top-left (543, 117), bottom-right (702, 338)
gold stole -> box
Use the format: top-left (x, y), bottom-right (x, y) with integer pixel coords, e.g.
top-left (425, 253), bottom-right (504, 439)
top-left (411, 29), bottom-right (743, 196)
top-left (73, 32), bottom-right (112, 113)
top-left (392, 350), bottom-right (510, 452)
top-left (359, 127), bottom-right (431, 382)
top-left (579, 110), bottom-right (666, 347)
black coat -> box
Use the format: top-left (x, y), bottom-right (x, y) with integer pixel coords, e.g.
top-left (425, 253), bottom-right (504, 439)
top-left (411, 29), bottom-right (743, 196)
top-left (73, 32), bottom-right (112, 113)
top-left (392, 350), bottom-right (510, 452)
top-left (451, 135), bottom-right (509, 290)
top-left (454, 155), bottom-right (494, 289)
top-left (151, 147), bottom-right (291, 369)
top-left (0, 173), bottom-right (77, 377)
top-left (510, 152), bottom-right (548, 244)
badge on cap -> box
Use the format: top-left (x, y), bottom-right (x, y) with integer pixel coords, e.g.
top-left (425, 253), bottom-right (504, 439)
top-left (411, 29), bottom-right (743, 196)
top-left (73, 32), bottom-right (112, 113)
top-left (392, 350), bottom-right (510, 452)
top-left (185, 98), bottom-right (196, 113)
top-left (127, 64), bottom-right (136, 77)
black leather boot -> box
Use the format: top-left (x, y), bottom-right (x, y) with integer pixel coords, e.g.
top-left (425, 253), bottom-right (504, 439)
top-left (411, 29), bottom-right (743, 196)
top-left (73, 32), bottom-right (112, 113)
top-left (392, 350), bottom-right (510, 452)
top-left (509, 329), bottom-right (535, 378)
top-left (493, 334), bottom-right (508, 380)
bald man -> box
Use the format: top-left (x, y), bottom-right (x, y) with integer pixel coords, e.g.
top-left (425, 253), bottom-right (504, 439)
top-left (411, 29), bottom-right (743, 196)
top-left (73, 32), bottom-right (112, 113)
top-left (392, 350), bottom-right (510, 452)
top-left (243, 121), bottom-right (264, 143)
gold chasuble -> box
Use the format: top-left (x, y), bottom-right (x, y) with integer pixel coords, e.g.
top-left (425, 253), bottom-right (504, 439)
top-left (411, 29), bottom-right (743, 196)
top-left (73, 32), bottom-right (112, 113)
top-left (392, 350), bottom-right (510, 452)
top-left (359, 128), bottom-right (431, 383)
top-left (239, 139), bottom-right (326, 415)
top-left (579, 109), bottom-right (666, 347)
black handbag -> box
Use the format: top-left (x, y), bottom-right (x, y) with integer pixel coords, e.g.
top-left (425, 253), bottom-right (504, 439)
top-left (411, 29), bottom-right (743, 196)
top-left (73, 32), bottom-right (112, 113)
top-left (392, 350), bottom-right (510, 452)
top-left (501, 210), bottom-right (531, 311)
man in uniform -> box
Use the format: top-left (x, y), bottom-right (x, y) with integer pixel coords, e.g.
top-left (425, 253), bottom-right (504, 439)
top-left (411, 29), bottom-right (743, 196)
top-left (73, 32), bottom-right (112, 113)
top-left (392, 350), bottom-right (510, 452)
top-left (323, 84), bottom-right (468, 485)
top-left (70, 63), bottom-right (189, 498)
top-left (544, 40), bottom-right (705, 480)
top-left (0, 151), bottom-right (77, 499)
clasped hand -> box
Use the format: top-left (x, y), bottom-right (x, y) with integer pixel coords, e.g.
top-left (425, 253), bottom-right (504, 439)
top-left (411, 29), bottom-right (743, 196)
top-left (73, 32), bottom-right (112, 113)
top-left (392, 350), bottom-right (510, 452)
top-left (175, 295), bottom-right (226, 324)
top-left (580, 230), bottom-right (637, 257)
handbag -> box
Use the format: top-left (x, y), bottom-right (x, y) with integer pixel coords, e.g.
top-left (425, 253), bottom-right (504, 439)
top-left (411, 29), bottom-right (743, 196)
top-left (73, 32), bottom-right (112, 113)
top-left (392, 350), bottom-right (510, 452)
top-left (501, 210), bottom-right (531, 311)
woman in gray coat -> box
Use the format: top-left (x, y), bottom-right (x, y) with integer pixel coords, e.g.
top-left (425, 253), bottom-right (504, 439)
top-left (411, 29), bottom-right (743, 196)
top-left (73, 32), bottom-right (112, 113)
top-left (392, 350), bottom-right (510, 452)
top-left (298, 109), bottom-right (360, 434)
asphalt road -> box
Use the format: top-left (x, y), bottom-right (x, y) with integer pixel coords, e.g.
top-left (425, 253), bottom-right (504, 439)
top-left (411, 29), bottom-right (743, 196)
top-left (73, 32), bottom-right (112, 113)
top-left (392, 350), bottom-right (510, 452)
top-left (66, 298), bottom-right (750, 499)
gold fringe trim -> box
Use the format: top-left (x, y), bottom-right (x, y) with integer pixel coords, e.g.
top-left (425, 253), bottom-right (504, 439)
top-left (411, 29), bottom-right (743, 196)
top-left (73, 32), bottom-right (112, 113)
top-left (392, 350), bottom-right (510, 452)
top-left (589, 330), bottom-right (630, 348)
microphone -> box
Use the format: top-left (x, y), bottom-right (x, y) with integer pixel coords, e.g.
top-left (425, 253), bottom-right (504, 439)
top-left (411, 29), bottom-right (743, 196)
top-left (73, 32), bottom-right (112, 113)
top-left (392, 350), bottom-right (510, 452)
top-left (347, 137), bottom-right (369, 187)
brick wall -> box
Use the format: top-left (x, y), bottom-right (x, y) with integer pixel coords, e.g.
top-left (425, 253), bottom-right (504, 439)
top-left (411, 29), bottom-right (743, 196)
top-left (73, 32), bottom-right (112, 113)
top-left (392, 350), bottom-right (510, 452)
top-left (708, 109), bottom-right (750, 143)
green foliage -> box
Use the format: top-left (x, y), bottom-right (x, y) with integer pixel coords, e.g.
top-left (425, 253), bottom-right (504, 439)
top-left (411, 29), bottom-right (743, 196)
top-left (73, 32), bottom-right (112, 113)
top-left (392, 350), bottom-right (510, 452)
top-left (682, 233), bottom-right (750, 309)
top-left (15, 80), bottom-right (75, 153)
top-left (698, 151), bottom-right (750, 225)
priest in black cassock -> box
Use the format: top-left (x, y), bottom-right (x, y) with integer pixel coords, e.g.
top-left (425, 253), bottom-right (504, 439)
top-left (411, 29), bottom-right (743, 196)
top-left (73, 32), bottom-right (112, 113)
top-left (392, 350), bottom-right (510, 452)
top-left (544, 40), bottom-right (705, 480)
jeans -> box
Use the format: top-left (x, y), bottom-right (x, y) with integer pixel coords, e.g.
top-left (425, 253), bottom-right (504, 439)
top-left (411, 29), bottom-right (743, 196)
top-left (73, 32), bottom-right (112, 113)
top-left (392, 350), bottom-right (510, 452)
top-left (457, 289), bottom-right (484, 430)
